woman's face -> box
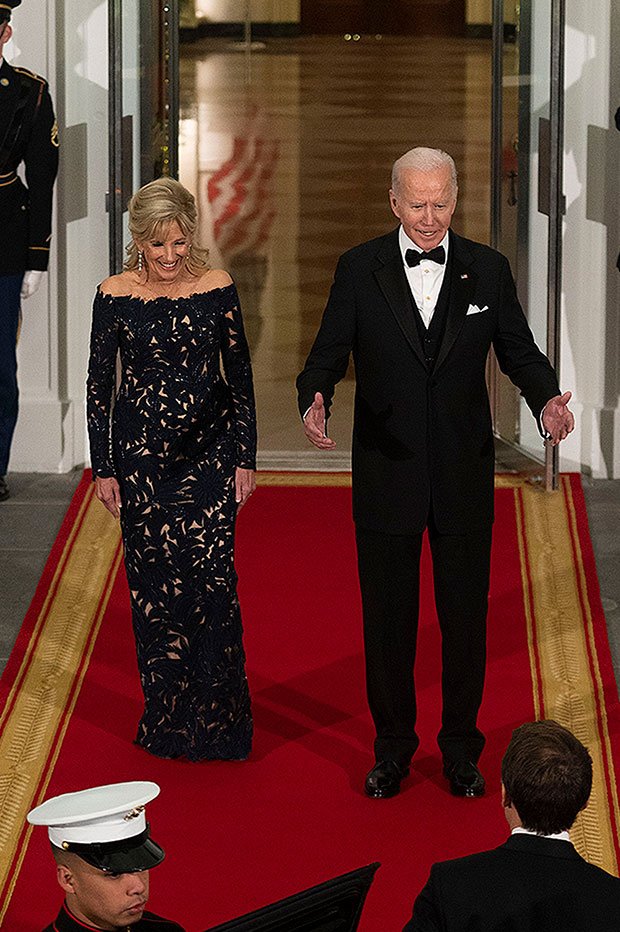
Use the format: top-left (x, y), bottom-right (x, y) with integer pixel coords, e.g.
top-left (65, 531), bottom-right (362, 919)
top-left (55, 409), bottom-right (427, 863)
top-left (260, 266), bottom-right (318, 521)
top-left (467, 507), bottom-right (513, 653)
top-left (138, 220), bottom-right (190, 284)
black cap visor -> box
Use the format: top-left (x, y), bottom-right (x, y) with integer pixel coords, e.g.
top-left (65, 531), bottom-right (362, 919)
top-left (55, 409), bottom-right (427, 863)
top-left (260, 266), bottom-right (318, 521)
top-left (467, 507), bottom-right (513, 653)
top-left (65, 824), bottom-right (165, 873)
top-left (0, 0), bottom-right (22, 18)
top-left (0, 1), bottom-right (20, 25)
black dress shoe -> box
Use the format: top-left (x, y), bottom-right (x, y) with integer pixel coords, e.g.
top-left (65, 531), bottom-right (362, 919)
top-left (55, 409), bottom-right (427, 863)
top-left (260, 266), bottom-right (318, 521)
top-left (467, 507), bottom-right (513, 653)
top-left (443, 760), bottom-right (485, 797)
top-left (0, 477), bottom-right (9, 502)
top-left (365, 759), bottom-right (409, 798)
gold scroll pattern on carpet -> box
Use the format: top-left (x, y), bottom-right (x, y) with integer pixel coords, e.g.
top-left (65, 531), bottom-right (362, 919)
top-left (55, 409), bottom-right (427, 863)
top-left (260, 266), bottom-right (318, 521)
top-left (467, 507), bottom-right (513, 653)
top-left (506, 474), bottom-right (620, 876)
top-left (0, 485), bottom-right (122, 922)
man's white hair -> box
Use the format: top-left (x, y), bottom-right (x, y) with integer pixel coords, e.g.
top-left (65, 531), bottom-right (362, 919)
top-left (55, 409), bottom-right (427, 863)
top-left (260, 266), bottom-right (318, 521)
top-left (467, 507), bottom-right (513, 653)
top-left (391, 147), bottom-right (457, 196)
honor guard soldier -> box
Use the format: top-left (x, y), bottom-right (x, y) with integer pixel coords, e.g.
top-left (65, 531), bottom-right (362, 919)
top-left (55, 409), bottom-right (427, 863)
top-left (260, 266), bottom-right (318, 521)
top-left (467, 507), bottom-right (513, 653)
top-left (27, 781), bottom-right (187, 932)
top-left (0, 0), bottom-right (59, 500)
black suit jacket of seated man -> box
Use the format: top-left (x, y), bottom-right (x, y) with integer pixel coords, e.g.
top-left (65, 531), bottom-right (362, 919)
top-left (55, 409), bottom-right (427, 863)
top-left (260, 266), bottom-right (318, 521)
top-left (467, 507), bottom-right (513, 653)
top-left (402, 832), bottom-right (620, 931)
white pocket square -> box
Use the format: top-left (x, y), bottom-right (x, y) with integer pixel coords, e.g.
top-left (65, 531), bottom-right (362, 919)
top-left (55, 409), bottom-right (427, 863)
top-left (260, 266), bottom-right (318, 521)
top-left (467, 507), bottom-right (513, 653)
top-left (466, 304), bottom-right (489, 316)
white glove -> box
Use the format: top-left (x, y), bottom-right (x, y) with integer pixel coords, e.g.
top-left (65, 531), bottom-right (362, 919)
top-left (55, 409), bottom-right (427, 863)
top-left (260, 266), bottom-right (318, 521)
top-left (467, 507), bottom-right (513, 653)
top-left (21, 270), bottom-right (44, 299)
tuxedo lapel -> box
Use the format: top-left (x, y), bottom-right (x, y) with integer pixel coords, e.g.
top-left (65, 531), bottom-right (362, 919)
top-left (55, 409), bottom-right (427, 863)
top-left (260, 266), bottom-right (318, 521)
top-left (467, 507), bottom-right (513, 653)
top-left (373, 230), bottom-right (427, 368)
top-left (434, 230), bottom-right (478, 372)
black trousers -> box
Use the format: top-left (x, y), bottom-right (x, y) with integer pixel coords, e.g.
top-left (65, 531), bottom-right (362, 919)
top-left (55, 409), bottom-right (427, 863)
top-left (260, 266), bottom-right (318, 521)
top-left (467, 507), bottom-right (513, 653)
top-left (0, 274), bottom-right (23, 476)
top-left (355, 515), bottom-right (492, 768)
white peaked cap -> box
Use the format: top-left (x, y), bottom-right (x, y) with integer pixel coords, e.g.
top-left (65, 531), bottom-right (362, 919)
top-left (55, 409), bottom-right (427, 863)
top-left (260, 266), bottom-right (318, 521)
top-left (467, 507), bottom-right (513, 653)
top-left (27, 781), bottom-right (161, 848)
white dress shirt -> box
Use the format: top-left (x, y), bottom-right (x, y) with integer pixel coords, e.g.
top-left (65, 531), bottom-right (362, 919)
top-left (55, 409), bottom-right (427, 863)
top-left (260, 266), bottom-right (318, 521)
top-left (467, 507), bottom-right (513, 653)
top-left (303, 227), bottom-right (450, 422)
top-left (399, 226), bottom-right (450, 328)
top-left (511, 826), bottom-right (571, 843)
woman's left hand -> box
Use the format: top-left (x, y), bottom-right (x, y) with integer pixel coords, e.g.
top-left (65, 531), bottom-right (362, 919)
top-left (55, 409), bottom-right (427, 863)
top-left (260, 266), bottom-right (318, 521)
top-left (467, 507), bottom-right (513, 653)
top-left (235, 467), bottom-right (256, 511)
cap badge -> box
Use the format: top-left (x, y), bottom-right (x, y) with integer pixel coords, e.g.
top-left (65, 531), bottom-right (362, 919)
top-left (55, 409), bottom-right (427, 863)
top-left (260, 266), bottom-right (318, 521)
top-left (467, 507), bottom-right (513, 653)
top-left (124, 805), bottom-right (145, 821)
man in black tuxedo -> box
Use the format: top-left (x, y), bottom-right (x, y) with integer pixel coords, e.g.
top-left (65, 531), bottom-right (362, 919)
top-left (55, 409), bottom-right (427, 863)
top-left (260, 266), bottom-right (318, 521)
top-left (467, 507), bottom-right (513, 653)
top-left (296, 148), bottom-right (574, 799)
top-left (402, 720), bottom-right (620, 930)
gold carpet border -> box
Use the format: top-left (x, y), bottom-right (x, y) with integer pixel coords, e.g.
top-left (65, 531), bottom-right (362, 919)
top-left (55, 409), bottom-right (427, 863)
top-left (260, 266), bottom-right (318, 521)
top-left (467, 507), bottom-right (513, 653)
top-left (257, 472), bottom-right (529, 488)
top-left (0, 490), bottom-right (122, 922)
top-left (515, 476), bottom-right (619, 874)
top-left (513, 490), bottom-right (542, 721)
top-left (256, 471), bottom-right (352, 486)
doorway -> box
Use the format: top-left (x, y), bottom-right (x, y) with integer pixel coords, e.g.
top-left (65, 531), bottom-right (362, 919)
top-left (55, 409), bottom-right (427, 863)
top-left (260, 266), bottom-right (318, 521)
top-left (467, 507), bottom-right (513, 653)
top-left (489, 0), bottom-right (566, 486)
top-left (300, 0), bottom-right (466, 37)
top-left (108, 0), bottom-right (180, 274)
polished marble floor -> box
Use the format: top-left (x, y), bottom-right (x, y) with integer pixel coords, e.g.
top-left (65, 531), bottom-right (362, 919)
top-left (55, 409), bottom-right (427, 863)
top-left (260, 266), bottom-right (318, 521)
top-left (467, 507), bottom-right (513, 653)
top-left (179, 35), bottom-right (492, 467)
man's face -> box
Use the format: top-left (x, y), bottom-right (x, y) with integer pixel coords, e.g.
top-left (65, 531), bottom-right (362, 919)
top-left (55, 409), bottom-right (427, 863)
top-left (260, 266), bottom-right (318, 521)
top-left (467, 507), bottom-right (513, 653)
top-left (389, 164), bottom-right (457, 251)
top-left (57, 857), bottom-right (150, 930)
top-left (0, 21), bottom-right (12, 52)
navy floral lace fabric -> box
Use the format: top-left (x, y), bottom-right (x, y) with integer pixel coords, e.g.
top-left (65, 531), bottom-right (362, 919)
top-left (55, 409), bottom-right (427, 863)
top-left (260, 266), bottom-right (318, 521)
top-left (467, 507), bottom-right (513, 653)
top-left (87, 283), bottom-right (256, 761)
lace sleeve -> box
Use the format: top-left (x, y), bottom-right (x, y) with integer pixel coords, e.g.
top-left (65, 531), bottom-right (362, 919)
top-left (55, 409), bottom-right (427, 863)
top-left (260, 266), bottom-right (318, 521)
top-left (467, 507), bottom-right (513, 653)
top-left (219, 285), bottom-right (258, 470)
top-left (86, 290), bottom-right (119, 477)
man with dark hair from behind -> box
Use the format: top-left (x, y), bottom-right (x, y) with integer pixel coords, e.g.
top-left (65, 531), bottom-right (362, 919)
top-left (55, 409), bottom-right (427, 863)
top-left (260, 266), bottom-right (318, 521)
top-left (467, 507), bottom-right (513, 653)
top-left (402, 720), bottom-right (620, 931)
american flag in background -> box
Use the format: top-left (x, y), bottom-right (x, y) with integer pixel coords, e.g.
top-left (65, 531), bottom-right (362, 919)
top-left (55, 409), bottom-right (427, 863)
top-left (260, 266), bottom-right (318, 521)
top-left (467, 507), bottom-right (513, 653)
top-left (207, 117), bottom-right (279, 261)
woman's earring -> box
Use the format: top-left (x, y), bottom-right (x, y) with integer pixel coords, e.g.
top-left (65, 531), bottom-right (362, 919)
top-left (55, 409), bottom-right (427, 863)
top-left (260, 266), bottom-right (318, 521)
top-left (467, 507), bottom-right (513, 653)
top-left (137, 250), bottom-right (144, 272)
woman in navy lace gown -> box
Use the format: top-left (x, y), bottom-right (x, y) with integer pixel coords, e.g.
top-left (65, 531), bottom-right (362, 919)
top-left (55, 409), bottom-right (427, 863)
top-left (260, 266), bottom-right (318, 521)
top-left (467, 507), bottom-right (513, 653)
top-left (87, 178), bottom-right (257, 761)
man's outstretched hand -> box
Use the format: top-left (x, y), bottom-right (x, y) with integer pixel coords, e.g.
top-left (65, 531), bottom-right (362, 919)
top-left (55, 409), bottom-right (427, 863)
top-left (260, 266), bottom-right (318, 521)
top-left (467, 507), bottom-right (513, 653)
top-left (303, 392), bottom-right (336, 450)
top-left (541, 391), bottom-right (575, 445)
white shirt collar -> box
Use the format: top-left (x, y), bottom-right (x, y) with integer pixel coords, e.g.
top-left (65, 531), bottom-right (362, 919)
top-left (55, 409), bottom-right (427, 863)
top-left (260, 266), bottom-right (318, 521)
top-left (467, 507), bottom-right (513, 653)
top-left (512, 826), bottom-right (571, 843)
top-left (398, 226), bottom-right (450, 262)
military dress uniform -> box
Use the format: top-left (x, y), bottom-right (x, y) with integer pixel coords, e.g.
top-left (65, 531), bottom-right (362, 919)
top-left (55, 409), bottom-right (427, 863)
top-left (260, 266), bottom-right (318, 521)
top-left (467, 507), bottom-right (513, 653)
top-left (41, 903), bottom-right (187, 932)
top-left (28, 782), bottom-right (187, 932)
top-left (0, 53), bottom-right (59, 478)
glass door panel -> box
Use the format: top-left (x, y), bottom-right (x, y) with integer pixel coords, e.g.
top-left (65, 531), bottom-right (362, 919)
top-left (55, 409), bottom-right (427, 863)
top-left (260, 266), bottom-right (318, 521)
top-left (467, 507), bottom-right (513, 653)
top-left (139, 0), bottom-right (180, 184)
top-left (108, 1), bottom-right (180, 273)
top-left (491, 0), bottom-right (563, 475)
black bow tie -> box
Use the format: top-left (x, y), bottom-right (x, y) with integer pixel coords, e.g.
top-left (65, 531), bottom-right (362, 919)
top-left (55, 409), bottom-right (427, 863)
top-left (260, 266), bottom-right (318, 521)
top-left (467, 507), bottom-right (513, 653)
top-left (405, 245), bottom-right (445, 267)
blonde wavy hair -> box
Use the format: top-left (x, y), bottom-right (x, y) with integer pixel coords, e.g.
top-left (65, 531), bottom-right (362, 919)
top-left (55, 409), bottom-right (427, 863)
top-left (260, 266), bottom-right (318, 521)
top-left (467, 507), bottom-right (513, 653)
top-left (124, 177), bottom-right (211, 276)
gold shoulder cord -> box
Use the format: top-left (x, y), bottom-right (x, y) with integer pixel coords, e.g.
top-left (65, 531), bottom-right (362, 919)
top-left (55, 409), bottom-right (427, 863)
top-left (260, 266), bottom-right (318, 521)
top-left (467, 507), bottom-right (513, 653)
top-left (13, 66), bottom-right (45, 85)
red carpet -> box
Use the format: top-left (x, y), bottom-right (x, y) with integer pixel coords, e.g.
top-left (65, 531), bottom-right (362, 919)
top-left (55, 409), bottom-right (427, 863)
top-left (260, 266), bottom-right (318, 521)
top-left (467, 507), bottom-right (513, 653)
top-left (1, 472), bottom-right (619, 931)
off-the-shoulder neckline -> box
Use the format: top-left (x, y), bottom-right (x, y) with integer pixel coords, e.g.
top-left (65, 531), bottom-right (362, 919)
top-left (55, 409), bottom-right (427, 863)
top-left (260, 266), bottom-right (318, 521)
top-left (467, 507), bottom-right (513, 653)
top-left (96, 283), bottom-right (235, 305)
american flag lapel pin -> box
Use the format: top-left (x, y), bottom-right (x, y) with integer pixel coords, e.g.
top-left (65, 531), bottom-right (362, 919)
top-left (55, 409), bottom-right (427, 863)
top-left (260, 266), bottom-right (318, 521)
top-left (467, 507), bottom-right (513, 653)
top-left (461, 273), bottom-right (468, 279)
